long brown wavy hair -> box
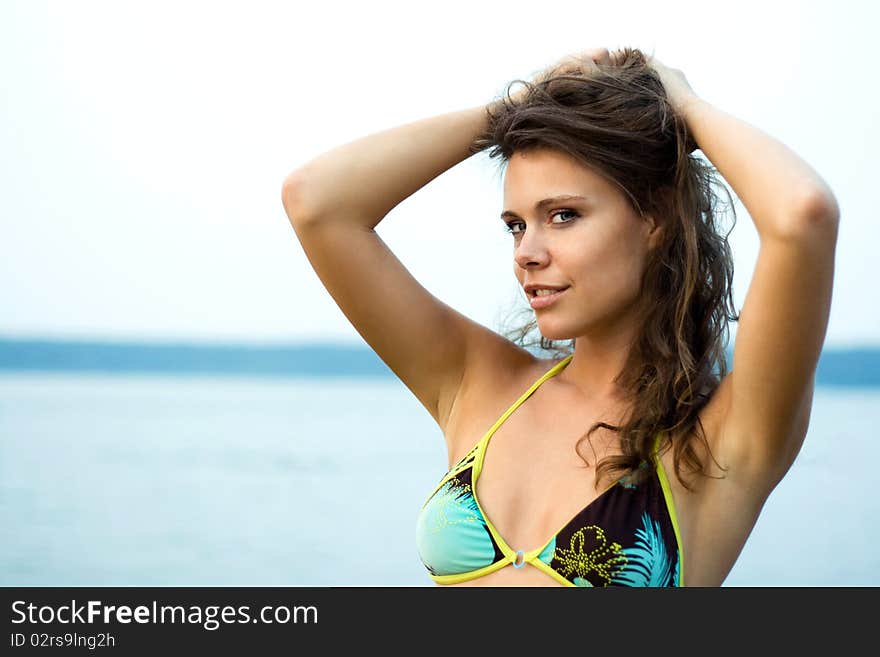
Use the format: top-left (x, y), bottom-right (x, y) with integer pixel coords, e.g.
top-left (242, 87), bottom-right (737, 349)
top-left (469, 48), bottom-right (740, 491)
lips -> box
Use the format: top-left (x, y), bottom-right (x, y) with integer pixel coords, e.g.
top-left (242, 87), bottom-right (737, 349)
top-left (529, 287), bottom-right (568, 310)
top-left (524, 284), bottom-right (569, 296)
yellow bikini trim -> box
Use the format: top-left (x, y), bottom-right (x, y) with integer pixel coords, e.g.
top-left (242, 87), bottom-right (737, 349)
top-left (431, 556), bottom-right (575, 586)
top-left (653, 432), bottom-right (685, 587)
top-left (528, 558), bottom-right (575, 586)
top-left (427, 359), bottom-right (685, 588)
top-left (429, 558), bottom-right (512, 584)
top-left (470, 356), bottom-right (575, 561)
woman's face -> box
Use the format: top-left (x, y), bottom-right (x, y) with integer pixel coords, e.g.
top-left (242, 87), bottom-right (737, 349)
top-left (502, 148), bottom-right (659, 342)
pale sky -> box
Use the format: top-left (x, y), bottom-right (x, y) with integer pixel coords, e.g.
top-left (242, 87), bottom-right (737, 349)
top-left (1, 0), bottom-right (876, 347)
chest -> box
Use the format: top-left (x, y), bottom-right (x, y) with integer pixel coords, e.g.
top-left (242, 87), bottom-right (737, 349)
top-left (445, 383), bottom-right (632, 552)
top-left (441, 368), bottom-right (745, 586)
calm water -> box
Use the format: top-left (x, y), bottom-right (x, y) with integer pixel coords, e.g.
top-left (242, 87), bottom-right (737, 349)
top-left (1, 372), bottom-right (877, 586)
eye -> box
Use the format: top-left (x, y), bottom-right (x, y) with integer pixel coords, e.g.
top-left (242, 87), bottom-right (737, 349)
top-left (550, 208), bottom-right (579, 223)
top-left (503, 209), bottom-right (580, 236)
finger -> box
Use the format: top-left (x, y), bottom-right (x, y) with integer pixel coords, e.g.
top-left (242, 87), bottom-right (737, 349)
top-left (563, 49), bottom-right (604, 72)
top-left (549, 48), bottom-right (609, 79)
top-left (590, 48), bottom-right (611, 66)
top-left (553, 53), bottom-right (593, 76)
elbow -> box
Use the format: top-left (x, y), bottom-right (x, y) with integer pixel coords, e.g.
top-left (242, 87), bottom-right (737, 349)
top-left (281, 170), bottom-right (314, 226)
top-left (792, 186), bottom-right (840, 231)
top-left (772, 187), bottom-right (840, 241)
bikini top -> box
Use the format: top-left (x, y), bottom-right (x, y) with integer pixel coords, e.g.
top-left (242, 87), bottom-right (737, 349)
top-left (415, 354), bottom-right (685, 587)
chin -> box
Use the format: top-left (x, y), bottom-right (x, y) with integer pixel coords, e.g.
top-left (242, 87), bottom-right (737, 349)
top-left (536, 319), bottom-right (579, 342)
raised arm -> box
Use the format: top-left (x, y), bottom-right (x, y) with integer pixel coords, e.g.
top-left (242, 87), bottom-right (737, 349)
top-left (650, 56), bottom-right (840, 485)
top-left (283, 105), bottom-right (490, 229)
top-left (280, 104), bottom-right (510, 434)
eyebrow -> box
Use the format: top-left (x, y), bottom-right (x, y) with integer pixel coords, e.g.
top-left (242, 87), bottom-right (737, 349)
top-left (500, 195), bottom-right (589, 220)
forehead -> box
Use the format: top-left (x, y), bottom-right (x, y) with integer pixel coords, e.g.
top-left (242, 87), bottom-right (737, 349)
top-left (503, 148), bottom-right (613, 202)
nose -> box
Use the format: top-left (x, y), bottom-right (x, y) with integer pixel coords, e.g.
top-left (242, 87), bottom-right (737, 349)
top-left (513, 227), bottom-right (550, 270)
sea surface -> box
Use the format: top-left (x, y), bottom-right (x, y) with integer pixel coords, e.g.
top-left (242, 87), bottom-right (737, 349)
top-left (1, 372), bottom-right (878, 587)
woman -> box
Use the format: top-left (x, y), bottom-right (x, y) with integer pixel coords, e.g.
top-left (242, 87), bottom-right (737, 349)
top-left (280, 48), bottom-right (839, 586)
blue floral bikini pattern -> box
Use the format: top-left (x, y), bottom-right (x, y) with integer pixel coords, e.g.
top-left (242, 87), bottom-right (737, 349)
top-left (418, 443), bottom-right (680, 586)
top-left (539, 511), bottom-right (679, 587)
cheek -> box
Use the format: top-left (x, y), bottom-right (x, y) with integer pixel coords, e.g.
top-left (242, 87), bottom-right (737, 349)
top-left (572, 242), bottom-right (644, 302)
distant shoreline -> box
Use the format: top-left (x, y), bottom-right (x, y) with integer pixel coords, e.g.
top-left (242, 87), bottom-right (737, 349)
top-left (0, 337), bottom-right (878, 386)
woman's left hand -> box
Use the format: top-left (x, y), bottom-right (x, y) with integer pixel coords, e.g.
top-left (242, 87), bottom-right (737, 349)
top-left (646, 55), bottom-right (700, 117)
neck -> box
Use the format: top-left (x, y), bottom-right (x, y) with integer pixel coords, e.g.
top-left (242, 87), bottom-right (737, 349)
top-left (557, 328), bottom-right (637, 406)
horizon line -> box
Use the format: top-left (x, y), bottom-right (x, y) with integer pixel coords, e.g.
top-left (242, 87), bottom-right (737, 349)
top-left (0, 334), bottom-right (878, 351)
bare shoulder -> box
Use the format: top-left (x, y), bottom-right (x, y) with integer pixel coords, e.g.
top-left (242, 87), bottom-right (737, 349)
top-left (439, 334), bottom-right (552, 468)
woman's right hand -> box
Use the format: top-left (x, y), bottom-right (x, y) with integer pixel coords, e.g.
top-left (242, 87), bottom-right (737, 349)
top-left (499, 47), bottom-right (623, 106)
top-left (535, 47), bottom-right (621, 79)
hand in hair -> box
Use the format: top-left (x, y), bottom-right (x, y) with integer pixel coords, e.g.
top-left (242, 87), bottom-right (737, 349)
top-left (501, 48), bottom-right (698, 116)
top-left (536, 47), bottom-right (625, 78)
top-left (504, 47), bottom-right (623, 104)
top-left (644, 54), bottom-right (700, 116)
